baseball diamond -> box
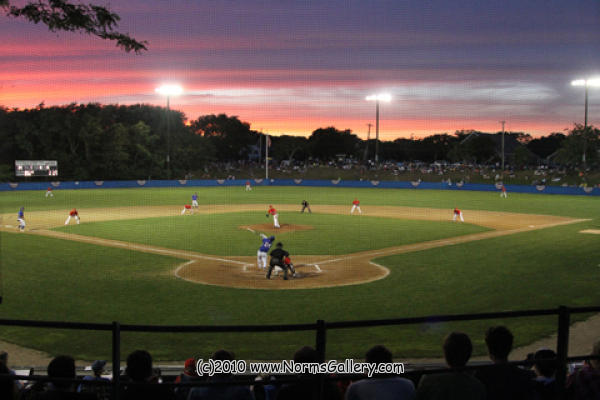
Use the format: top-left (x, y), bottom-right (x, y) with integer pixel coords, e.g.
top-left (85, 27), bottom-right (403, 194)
top-left (0, 185), bottom-right (599, 362)
top-left (1, 204), bottom-right (585, 289)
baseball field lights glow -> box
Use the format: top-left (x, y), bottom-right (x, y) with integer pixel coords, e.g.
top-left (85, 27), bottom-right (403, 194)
top-left (155, 84), bottom-right (184, 96)
top-left (366, 93), bottom-right (392, 164)
top-left (571, 78), bottom-right (600, 129)
top-left (155, 84), bottom-right (183, 179)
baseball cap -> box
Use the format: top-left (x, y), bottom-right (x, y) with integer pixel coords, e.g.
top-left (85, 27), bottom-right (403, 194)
top-left (91, 360), bottom-right (106, 371)
top-left (184, 358), bottom-right (195, 371)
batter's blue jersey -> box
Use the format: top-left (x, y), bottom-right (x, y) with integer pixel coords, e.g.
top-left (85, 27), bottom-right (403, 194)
top-left (259, 237), bottom-right (274, 252)
top-left (192, 194), bottom-right (198, 201)
top-left (18, 209), bottom-right (24, 218)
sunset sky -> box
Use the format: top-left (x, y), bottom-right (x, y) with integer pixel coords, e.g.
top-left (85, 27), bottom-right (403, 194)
top-left (1, 0), bottom-right (599, 139)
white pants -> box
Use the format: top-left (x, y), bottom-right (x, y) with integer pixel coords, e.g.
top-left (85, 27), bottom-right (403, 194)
top-left (181, 207), bottom-right (191, 215)
top-left (273, 214), bottom-right (280, 228)
top-left (500, 191), bottom-right (507, 198)
top-left (18, 218), bottom-right (25, 230)
top-left (351, 205), bottom-right (362, 214)
top-left (192, 200), bottom-right (198, 207)
top-left (246, 185), bottom-right (252, 191)
top-left (45, 191), bottom-right (53, 197)
top-left (65, 215), bottom-right (80, 225)
top-left (257, 251), bottom-right (268, 269)
top-left (453, 212), bottom-right (464, 222)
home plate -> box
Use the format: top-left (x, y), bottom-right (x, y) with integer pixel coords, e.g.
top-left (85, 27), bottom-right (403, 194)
top-left (580, 229), bottom-right (600, 235)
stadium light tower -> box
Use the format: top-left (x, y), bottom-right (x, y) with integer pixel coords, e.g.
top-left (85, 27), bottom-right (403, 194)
top-left (155, 84), bottom-right (183, 179)
top-left (366, 93), bottom-right (391, 164)
top-left (571, 77), bottom-right (600, 165)
top-left (571, 77), bottom-right (600, 129)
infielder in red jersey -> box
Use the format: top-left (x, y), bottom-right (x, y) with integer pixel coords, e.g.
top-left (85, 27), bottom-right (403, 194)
top-left (267, 205), bottom-right (280, 228)
top-left (351, 198), bottom-right (362, 214)
top-left (45, 187), bottom-right (54, 198)
top-left (65, 208), bottom-right (80, 225)
top-left (452, 208), bottom-right (464, 222)
top-left (181, 204), bottom-right (193, 215)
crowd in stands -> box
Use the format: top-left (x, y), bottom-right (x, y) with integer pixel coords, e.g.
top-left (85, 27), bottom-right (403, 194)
top-left (1, 328), bottom-right (598, 400)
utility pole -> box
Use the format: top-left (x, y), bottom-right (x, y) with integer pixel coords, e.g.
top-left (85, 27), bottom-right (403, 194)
top-left (500, 120), bottom-right (506, 175)
top-left (364, 123), bottom-right (372, 162)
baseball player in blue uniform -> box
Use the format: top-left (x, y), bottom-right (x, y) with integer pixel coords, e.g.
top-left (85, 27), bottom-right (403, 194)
top-left (257, 234), bottom-right (276, 270)
top-left (191, 192), bottom-right (199, 210)
top-left (17, 207), bottom-right (25, 231)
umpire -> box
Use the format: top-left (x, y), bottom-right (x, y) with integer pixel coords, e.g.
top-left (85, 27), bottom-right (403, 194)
top-left (301, 200), bottom-right (312, 213)
top-left (267, 242), bottom-right (291, 280)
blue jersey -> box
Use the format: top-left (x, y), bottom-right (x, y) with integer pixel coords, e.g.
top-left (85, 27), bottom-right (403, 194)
top-left (259, 237), bottom-right (274, 252)
top-left (192, 194), bottom-right (198, 201)
top-left (18, 209), bottom-right (24, 219)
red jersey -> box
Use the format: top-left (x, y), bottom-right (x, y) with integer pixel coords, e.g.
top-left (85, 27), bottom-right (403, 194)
top-left (69, 209), bottom-right (78, 216)
top-left (501, 185), bottom-right (506, 192)
top-left (246, 180), bottom-right (250, 185)
top-left (47, 187), bottom-right (52, 191)
top-left (268, 206), bottom-right (277, 215)
top-left (184, 204), bottom-right (192, 209)
top-left (454, 208), bottom-right (461, 215)
top-left (353, 199), bottom-right (360, 206)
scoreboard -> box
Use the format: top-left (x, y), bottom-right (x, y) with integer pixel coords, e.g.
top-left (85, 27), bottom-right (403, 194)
top-left (15, 160), bottom-right (58, 177)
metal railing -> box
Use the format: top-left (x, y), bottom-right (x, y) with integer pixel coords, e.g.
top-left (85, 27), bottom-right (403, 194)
top-left (1, 305), bottom-right (599, 399)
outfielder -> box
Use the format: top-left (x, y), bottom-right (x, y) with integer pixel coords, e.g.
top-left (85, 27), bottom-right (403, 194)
top-left (351, 198), bottom-right (362, 214)
top-left (257, 234), bottom-right (275, 270)
top-left (17, 206), bottom-right (25, 232)
top-left (45, 187), bottom-right (54, 198)
top-left (65, 208), bottom-right (80, 225)
top-left (192, 192), bottom-right (199, 209)
top-left (267, 205), bottom-right (280, 228)
top-left (267, 242), bottom-right (295, 280)
top-left (245, 180), bottom-right (252, 191)
top-left (452, 208), bottom-right (464, 222)
top-left (500, 184), bottom-right (508, 198)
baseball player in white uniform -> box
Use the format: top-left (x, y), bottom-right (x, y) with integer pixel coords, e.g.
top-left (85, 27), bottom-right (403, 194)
top-left (267, 205), bottom-right (280, 228)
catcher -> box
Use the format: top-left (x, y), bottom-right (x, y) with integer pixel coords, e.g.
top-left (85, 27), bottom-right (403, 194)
top-left (266, 242), bottom-right (296, 280)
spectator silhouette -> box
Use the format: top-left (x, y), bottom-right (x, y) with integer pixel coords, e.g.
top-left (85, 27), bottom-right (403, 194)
top-left (416, 332), bottom-right (485, 400)
top-left (77, 360), bottom-right (110, 400)
top-left (0, 362), bottom-right (18, 400)
top-left (474, 326), bottom-right (534, 400)
top-left (566, 338), bottom-right (600, 400)
top-left (173, 358), bottom-right (203, 400)
top-left (187, 349), bottom-right (253, 400)
top-left (276, 346), bottom-right (341, 400)
top-left (531, 349), bottom-right (558, 400)
top-left (31, 355), bottom-right (96, 400)
top-left (345, 344), bottom-right (414, 400)
top-left (120, 350), bottom-right (173, 400)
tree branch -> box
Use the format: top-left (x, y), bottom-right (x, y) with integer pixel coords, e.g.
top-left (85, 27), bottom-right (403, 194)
top-left (2, 0), bottom-right (147, 53)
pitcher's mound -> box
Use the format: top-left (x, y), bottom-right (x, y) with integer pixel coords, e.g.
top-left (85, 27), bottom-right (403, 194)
top-left (241, 224), bottom-right (314, 234)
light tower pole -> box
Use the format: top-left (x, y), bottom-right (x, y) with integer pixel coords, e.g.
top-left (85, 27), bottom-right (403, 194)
top-left (500, 120), bottom-right (506, 174)
top-left (572, 78), bottom-right (600, 166)
top-left (366, 94), bottom-right (391, 164)
top-left (155, 84), bottom-right (183, 179)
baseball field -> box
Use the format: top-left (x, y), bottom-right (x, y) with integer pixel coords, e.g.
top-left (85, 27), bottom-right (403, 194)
top-left (0, 185), bottom-right (599, 361)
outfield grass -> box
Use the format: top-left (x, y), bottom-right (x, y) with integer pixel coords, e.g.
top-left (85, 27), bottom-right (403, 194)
top-left (0, 186), bottom-right (599, 361)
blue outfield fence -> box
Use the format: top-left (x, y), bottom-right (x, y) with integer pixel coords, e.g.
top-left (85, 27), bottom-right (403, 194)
top-left (0, 178), bottom-right (598, 196)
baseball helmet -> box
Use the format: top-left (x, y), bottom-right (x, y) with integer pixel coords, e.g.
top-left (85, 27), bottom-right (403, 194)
top-left (269, 236), bottom-right (275, 241)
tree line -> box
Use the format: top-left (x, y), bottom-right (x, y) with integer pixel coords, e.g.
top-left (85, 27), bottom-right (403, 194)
top-left (1, 103), bottom-right (598, 180)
